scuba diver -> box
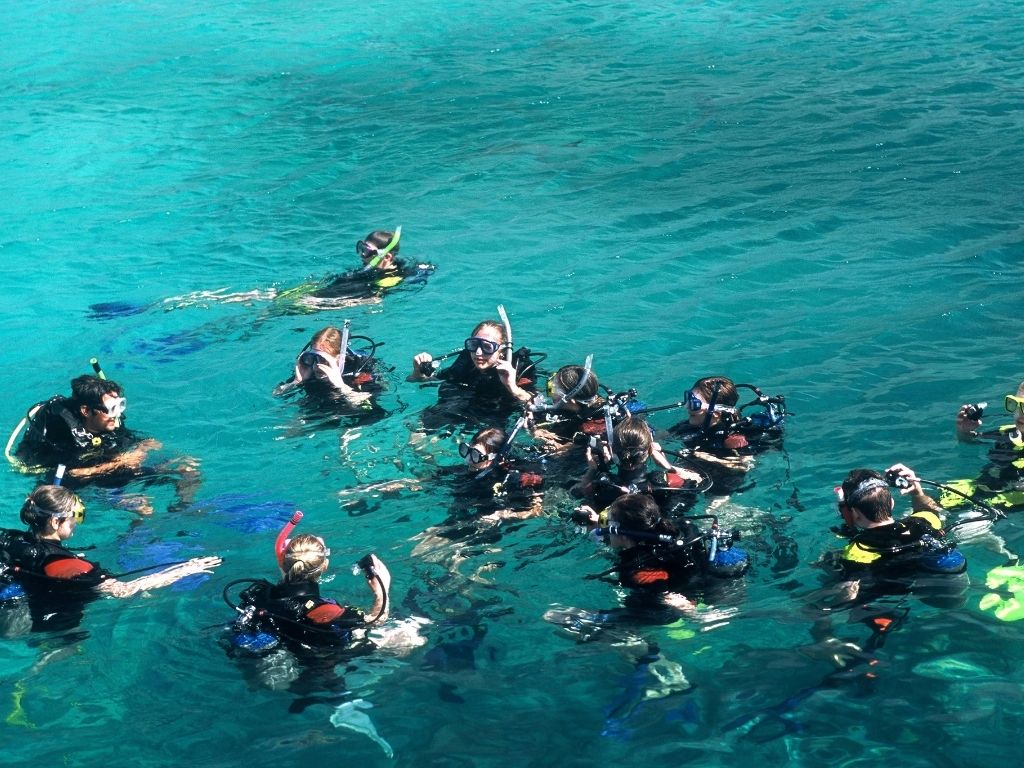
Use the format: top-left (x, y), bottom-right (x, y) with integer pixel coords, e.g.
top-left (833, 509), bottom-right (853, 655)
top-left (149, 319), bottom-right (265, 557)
top-left (528, 362), bottom-right (606, 456)
top-left (8, 371), bottom-right (200, 513)
top-left (573, 416), bottom-right (708, 520)
top-left (413, 425), bottom-right (546, 552)
top-left (275, 227), bottom-right (436, 311)
top-left (949, 380), bottom-right (1024, 512)
top-left (225, 518), bottom-right (391, 657)
top-left (822, 464), bottom-right (967, 608)
top-left (11, 374), bottom-right (150, 480)
top-left (665, 376), bottom-right (787, 495)
top-left (602, 494), bottom-right (748, 603)
top-left (92, 228), bottom-right (435, 319)
top-left (408, 311), bottom-right (541, 432)
top-left (272, 323), bottom-right (388, 425)
top-left (0, 485), bottom-right (221, 634)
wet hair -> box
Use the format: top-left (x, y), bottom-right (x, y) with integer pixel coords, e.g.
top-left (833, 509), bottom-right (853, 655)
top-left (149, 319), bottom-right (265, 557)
top-left (471, 426), bottom-right (507, 454)
top-left (607, 494), bottom-right (679, 539)
top-left (841, 469), bottom-right (893, 523)
top-left (70, 375), bottom-right (123, 411)
top-left (309, 327), bottom-right (342, 357)
top-left (470, 320), bottom-right (506, 344)
top-left (282, 534), bottom-right (329, 584)
top-left (552, 365), bottom-right (599, 403)
top-left (20, 485), bottom-right (83, 533)
top-left (613, 416), bottom-right (654, 469)
top-left (690, 376), bottom-right (739, 408)
top-left (363, 230), bottom-right (400, 255)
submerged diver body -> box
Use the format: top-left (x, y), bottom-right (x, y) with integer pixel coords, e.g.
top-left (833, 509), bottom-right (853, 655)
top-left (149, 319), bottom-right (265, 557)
top-left (0, 485), bottom-right (220, 635)
top-left (272, 324), bottom-right (389, 426)
top-left (10, 373), bottom-right (200, 514)
top-left (574, 416), bottom-right (706, 520)
top-left (948, 381), bottom-right (1024, 513)
top-left (822, 464), bottom-right (967, 609)
top-left (665, 376), bottom-right (786, 497)
top-left (412, 426), bottom-right (546, 557)
top-left (276, 228), bottom-right (435, 311)
top-left (226, 527), bottom-right (391, 665)
top-left (408, 317), bottom-right (540, 434)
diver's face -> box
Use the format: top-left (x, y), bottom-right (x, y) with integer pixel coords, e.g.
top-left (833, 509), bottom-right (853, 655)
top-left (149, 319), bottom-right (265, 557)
top-left (82, 393), bottom-right (124, 433)
top-left (468, 327), bottom-right (503, 371)
top-left (466, 442), bottom-right (495, 473)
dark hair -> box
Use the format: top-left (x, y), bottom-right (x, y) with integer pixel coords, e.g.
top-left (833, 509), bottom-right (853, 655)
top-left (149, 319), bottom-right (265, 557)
top-left (552, 365), bottom-right (599, 403)
top-left (470, 426), bottom-right (507, 454)
top-left (607, 494), bottom-right (679, 539)
top-left (20, 485), bottom-right (83, 533)
top-left (841, 469), bottom-right (893, 523)
top-left (691, 376), bottom-right (739, 408)
top-left (70, 375), bottom-right (123, 411)
top-left (363, 230), bottom-right (400, 255)
top-left (613, 416), bottom-right (653, 469)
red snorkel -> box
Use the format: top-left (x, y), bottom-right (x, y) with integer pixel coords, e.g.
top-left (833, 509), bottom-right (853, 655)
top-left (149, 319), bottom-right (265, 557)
top-left (275, 510), bottom-right (303, 570)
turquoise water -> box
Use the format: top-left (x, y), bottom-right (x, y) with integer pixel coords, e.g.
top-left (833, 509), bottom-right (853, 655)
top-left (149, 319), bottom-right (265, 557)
top-left (3, 0), bottom-right (1024, 764)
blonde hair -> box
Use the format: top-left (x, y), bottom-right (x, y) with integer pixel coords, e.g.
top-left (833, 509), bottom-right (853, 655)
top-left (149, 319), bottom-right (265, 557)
top-left (310, 327), bottom-right (342, 357)
top-left (282, 534), bottom-right (329, 583)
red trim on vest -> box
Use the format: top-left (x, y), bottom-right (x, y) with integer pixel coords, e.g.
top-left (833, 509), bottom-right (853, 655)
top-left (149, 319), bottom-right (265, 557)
top-left (665, 473), bottom-right (685, 488)
top-left (306, 603), bottom-right (346, 624)
top-left (631, 569), bottom-right (669, 585)
top-left (724, 433), bottom-right (749, 450)
top-left (43, 558), bottom-right (95, 580)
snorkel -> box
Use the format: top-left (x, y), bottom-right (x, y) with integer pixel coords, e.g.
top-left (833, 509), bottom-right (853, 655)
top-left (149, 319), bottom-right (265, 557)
top-left (91, 357), bottom-right (107, 380)
top-left (477, 414), bottom-right (529, 480)
top-left (275, 510), bottom-right (304, 570)
top-left (362, 226), bottom-right (401, 271)
top-left (547, 355), bottom-right (595, 412)
top-left (700, 380), bottom-right (723, 432)
top-left (337, 319), bottom-right (351, 381)
top-left (497, 304), bottom-right (514, 366)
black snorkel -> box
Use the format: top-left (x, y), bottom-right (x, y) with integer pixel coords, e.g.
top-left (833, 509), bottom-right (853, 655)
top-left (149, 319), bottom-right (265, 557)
top-left (356, 553), bottom-right (389, 625)
top-left (417, 348), bottom-right (463, 378)
top-left (913, 477), bottom-right (1006, 527)
top-left (700, 380), bottom-right (723, 433)
top-left (476, 413), bottom-right (530, 480)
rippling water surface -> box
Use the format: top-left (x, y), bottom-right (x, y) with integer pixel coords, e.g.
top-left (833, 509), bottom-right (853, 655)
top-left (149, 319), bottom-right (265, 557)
top-left (2, 1), bottom-right (1024, 766)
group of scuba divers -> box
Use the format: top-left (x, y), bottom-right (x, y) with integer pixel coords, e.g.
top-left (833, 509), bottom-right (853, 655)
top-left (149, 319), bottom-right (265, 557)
top-left (4, 226), bottom-right (1024, 683)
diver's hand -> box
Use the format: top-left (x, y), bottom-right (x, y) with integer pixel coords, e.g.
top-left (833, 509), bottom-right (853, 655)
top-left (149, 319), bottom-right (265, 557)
top-left (120, 439), bottom-right (163, 470)
top-left (493, 358), bottom-right (532, 403)
top-left (956, 403), bottom-right (983, 440)
top-left (316, 361), bottom-right (345, 389)
top-left (409, 352), bottom-right (434, 381)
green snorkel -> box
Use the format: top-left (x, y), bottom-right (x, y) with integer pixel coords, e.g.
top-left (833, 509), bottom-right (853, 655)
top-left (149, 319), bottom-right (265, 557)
top-left (363, 226), bottom-right (401, 271)
top-left (90, 357), bottom-right (107, 380)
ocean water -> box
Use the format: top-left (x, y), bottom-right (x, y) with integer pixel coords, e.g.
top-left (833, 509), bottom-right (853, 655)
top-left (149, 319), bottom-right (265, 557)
top-left (2, 0), bottom-right (1024, 765)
